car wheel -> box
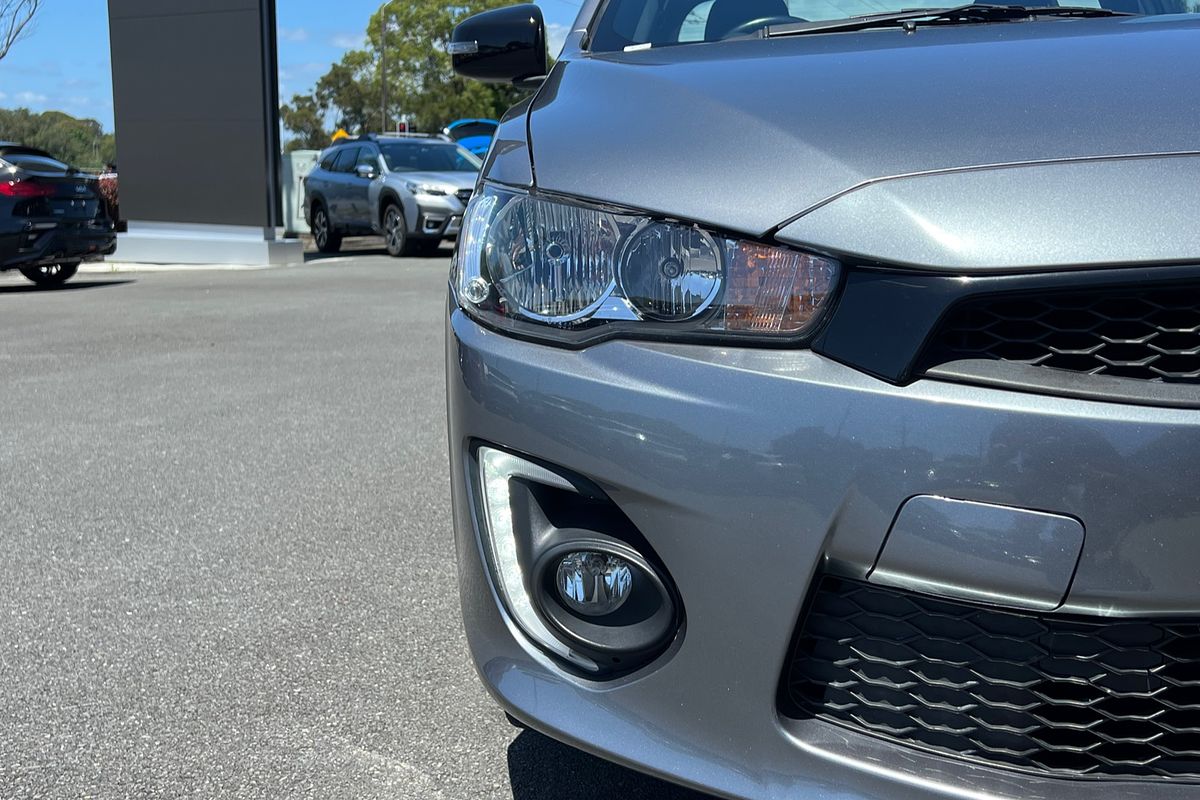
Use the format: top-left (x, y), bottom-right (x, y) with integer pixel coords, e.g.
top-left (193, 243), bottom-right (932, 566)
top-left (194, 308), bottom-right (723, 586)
top-left (384, 204), bottom-right (408, 257)
top-left (312, 204), bottom-right (342, 253)
top-left (20, 261), bottom-right (79, 287)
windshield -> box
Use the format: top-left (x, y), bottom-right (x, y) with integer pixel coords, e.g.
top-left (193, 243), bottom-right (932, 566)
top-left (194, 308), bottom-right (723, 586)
top-left (380, 142), bottom-right (481, 173)
top-left (590, 0), bottom-right (1196, 50)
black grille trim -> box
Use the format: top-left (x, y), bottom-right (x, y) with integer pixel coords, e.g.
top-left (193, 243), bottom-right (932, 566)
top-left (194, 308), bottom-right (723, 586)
top-left (456, 188), bottom-right (473, 204)
top-left (922, 285), bottom-right (1200, 384)
top-left (781, 577), bottom-right (1200, 782)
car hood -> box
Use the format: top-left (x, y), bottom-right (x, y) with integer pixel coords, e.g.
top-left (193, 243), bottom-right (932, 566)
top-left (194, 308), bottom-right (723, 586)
top-left (389, 171), bottom-right (477, 191)
top-left (529, 16), bottom-right (1200, 267)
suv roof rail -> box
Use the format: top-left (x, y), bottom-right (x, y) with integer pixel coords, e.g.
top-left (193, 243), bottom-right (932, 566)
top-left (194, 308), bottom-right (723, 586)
top-left (363, 131), bottom-right (442, 140)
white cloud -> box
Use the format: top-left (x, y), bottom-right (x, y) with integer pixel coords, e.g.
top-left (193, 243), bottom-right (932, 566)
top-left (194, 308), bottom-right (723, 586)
top-left (546, 23), bottom-right (569, 57)
top-left (15, 91), bottom-right (48, 104)
top-left (0, 90), bottom-right (6, 101)
top-left (330, 32), bottom-right (365, 49)
top-left (279, 27), bottom-right (309, 42)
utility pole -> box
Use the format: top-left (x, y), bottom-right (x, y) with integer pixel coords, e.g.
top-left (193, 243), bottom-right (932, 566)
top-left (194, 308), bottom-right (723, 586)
top-left (379, 0), bottom-right (394, 133)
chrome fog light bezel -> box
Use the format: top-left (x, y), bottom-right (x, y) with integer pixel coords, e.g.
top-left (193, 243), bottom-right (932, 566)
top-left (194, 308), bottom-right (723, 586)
top-left (469, 443), bottom-right (683, 677)
top-left (474, 446), bottom-right (601, 672)
top-left (533, 539), bottom-right (678, 666)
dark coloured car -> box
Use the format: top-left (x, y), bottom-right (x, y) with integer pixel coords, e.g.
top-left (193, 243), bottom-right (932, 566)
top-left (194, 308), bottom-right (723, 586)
top-left (445, 2), bottom-right (1200, 799)
top-left (303, 134), bottom-right (480, 257)
top-left (0, 144), bottom-right (116, 286)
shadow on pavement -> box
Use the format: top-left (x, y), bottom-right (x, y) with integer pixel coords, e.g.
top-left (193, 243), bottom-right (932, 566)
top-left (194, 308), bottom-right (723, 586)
top-left (507, 729), bottom-right (714, 800)
top-left (301, 235), bottom-right (452, 263)
top-left (0, 279), bottom-right (135, 294)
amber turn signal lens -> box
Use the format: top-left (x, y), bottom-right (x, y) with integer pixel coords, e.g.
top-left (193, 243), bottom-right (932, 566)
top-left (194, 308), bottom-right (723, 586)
top-left (723, 243), bottom-right (837, 334)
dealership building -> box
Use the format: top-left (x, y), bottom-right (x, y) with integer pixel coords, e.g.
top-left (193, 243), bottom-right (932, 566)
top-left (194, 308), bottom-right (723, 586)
top-left (107, 0), bottom-right (302, 266)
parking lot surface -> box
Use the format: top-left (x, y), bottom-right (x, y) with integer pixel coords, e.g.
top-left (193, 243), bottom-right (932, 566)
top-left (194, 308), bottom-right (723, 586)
top-left (0, 251), bottom-right (707, 799)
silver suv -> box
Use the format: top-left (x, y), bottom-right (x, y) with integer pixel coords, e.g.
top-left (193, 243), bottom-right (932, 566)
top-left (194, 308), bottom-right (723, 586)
top-left (303, 134), bottom-right (480, 257)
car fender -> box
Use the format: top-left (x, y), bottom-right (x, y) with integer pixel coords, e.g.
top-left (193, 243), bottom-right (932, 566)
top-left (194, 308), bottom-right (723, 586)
top-left (303, 189), bottom-right (329, 226)
top-left (376, 185), bottom-right (418, 234)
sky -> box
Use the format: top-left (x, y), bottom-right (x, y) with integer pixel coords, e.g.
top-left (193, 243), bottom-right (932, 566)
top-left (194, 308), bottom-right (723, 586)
top-left (0, 1), bottom-right (583, 133)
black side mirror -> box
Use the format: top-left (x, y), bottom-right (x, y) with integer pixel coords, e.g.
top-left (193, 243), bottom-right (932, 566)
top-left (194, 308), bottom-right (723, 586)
top-left (450, 4), bottom-right (547, 85)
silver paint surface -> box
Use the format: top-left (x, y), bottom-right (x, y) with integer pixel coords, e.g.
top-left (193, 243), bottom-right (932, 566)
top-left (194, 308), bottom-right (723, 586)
top-left (869, 495), bottom-right (1085, 611)
top-left (449, 9), bottom-right (1200, 798)
top-left (447, 311), bottom-right (1200, 800)
top-left (530, 17), bottom-right (1200, 243)
top-left (776, 154), bottom-right (1200, 270)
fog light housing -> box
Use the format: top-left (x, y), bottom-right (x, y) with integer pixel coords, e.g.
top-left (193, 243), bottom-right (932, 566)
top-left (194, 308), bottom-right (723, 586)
top-left (473, 445), bottom-right (683, 676)
top-left (555, 551), bottom-right (634, 617)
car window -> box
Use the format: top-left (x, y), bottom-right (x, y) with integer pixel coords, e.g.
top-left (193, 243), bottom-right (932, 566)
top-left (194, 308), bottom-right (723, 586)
top-left (2, 152), bottom-right (71, 174)
top-left (592, 0), bottom-right (1197, 49)
top-left (319, 151), bottom-right (339, 171)
top-left (356, 147), bottom-right (380, 172)
top-left (379, 142), bottom-right (481, 173)
top-left (331, 147), bottom-right (360, 173)
top-left (678, 1), bottom-right (714, 40)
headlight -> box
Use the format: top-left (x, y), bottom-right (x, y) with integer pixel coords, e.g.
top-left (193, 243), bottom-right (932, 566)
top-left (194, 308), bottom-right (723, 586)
top-left (452, 186), bottom-right (839, 344)
top-left (406, 181), bottom-right (450, 196)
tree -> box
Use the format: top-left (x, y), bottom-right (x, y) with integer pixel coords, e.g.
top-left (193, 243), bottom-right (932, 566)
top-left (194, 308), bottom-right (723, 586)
top-left (315, 51), bottom-right (378, 133)
top-left (368, 0), bottom-right (527, 132)
top-left (279, 0), bottom-right (537, 144)
top-left (0, 108), bottom-right (116, 169)
top-left (280, 94), bottom-right (328, 152)
top-left (0, 0), bottom-right (39, 62)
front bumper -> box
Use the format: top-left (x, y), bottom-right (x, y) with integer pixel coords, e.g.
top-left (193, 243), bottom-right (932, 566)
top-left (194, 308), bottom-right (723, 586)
top-left (417, 212), bottom-right (461, 239)
top-left (447, 308), bottom-right (1200, 800)
top-left (410, 194), bottom-right (467, 239)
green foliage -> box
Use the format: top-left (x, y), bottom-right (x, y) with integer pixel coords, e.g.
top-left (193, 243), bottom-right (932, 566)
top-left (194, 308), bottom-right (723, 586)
top-left (0, 107), bottom-right (115, 169)
top-left (318, 50), bottom-right (383, 132)
top-left (367, 0), bottom-right (527, 132)
top-left (280, 0), bottom-right (534, 147)
top-left (280, 94), bottom-right (328, 152)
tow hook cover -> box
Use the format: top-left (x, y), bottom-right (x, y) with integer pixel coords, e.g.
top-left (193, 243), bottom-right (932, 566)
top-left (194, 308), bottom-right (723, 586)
top-left (870, 496), bottom-right (1085, 611)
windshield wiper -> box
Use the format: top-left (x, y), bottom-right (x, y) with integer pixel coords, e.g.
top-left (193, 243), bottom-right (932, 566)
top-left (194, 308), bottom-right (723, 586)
top-left (766, 4), bottom-right (1136, 37)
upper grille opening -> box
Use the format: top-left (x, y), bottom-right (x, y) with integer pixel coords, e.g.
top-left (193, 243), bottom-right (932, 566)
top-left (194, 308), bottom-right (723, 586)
top-left (922, 285), bottom-right (1200, 383)
top-left (781, 577), bottom-right (1200, 782)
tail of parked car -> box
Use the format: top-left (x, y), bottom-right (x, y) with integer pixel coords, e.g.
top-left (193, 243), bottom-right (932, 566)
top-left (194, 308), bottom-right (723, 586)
top-left (0, 144), bottom-right (116, 286)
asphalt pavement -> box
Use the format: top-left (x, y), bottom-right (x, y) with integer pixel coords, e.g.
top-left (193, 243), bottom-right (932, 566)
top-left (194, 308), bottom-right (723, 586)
top-left (0, 247), bottom-right (708, 799)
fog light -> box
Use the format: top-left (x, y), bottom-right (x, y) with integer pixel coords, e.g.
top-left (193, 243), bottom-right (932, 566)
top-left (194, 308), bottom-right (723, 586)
top-left (556, 552), bottom-right (634, 617)
top-left (474, 445), bottom-right (682, 675)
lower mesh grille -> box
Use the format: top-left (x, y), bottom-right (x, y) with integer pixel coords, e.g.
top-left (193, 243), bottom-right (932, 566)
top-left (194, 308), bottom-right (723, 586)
top-left (782, 577), bottom-right (1200, 781)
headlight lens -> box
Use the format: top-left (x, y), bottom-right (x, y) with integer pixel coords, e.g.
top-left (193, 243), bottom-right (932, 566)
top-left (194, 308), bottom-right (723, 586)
top-left (489, 193), bottom-right (619, 321)
top-left (406, 181), bottom-right (450, 196)
top-left (452, 186), bottom-right (839, 343)
top-left (620, 222), bottom-right (722, 322)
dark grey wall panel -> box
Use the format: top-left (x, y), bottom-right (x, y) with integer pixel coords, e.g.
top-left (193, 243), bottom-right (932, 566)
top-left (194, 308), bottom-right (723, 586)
top-left (108, 0), bottom-right (280, 227)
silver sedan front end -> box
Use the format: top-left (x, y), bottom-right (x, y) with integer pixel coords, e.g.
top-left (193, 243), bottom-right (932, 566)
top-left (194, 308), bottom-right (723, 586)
top-left (445, 183), bottom-right (1200, 799)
